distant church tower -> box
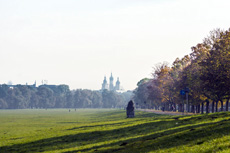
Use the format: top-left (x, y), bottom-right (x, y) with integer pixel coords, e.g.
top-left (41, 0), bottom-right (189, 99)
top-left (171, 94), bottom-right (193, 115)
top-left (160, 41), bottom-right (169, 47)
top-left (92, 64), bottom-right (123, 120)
top-left (101, 76), bottom-right (109, 90)
top-left (101, 73), bottom-right (122, 91)
top-left (109, 73), bottom-right (114, 91)
top-left (115, 77), bottom-right (120, 90)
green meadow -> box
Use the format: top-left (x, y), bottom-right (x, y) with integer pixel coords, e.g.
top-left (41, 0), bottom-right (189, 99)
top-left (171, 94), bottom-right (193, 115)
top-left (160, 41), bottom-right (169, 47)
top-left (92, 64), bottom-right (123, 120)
top-left (0, 109), bottom-right (229, 153)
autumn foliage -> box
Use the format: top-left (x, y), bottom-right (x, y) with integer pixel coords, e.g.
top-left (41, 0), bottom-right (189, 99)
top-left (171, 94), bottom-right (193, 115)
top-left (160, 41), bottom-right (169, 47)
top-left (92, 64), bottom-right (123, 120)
top-left (133, 28), bottom-right (230, 113)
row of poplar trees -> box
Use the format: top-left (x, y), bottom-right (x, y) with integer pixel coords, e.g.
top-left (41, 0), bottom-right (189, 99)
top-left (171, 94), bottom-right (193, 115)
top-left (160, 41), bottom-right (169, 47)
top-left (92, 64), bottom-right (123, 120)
top-left (133, 28), bottom-right (230, 114)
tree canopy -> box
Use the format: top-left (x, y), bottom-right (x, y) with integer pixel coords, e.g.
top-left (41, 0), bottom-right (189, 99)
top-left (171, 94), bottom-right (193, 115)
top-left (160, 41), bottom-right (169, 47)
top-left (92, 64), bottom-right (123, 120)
top-left (133, 28), bottom-right (230, 113)
top-left (0, 84), bottom-right (132, 109)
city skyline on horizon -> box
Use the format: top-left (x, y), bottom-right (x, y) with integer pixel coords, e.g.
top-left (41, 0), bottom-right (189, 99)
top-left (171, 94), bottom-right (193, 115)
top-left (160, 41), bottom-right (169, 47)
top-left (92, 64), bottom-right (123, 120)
top-left (3, 72), bottom-right (125, 91)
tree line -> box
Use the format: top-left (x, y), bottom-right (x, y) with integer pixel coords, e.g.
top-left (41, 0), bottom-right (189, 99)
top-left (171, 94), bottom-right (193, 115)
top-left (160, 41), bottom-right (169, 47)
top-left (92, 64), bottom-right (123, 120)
top-left (133, 28), bottom-right (230, 114)
top-left (0, 84), bottom-right (132, 109)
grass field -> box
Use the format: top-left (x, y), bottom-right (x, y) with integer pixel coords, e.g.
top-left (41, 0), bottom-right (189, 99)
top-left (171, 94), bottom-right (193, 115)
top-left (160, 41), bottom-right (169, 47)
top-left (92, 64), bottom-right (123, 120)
top-left (0, 109), bottom-right (230, 153)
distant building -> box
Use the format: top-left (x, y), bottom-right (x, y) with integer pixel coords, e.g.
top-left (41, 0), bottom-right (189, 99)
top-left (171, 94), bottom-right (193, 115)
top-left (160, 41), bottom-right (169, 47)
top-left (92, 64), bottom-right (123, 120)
top-left (7, 81), bottom-right (37, 88)
top-left (101, 73), bottom-right (122, 91)
top-left (109, 73), bottom-right (114, 91)
top-left (115, 77), bottom-right (120, 90)
top-left (101, 76), bottom-right (109, 90)
top-left (39, 84), bottom-right (58, 88)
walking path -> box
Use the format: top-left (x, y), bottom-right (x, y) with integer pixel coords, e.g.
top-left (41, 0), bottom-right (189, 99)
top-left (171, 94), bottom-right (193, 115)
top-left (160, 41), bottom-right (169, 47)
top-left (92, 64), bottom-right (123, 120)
top-left (139, 109), bottom-right (194, 116)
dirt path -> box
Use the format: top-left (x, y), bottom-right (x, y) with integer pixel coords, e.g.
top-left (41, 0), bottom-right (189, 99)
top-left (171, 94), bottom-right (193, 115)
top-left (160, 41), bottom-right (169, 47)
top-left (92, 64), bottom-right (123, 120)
top-left (139, 109), bottom-right (194, 116)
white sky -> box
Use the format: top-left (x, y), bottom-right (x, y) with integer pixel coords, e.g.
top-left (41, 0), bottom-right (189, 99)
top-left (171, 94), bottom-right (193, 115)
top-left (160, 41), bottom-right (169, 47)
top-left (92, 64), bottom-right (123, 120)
top-left (0, 0), bottom-right (230, 90)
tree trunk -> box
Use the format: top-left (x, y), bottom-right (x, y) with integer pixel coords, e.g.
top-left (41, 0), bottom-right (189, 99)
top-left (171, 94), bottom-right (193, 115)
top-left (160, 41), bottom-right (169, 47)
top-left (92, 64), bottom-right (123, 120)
top-left (216, 101), bottom-right (218, 112)
top-left (220, 100), bottom-right (223, 112)
top-left (206, 100), bottom-right (209, 114)
top-left (174, 103), bottom-right (176, 112)
top-left (201, 102), bottom-right (204, 114)
top-left (226, 99), bottom-right (229, 111)
top-left (192, 105), bottom-right (195, 113)
top-left (188, 103), bottom-right (190, 112)
top-left (212, 101), bottom-right (215, 113)
top-left (198, 104), bottom-right (200, 113)
top-left (182, 103), bottom-right (184, 112)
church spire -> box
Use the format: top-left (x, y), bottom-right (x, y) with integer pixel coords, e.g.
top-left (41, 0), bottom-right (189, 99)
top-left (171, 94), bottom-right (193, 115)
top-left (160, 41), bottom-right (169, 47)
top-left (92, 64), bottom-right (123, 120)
top-left (101, 76), bottom-right (108, 90)
top-left (109, 73), bottom-right (114, 90)
top-left (115, 77), bottom-right (120, 90)
top-left (102, 73), bottom-right (121, 91)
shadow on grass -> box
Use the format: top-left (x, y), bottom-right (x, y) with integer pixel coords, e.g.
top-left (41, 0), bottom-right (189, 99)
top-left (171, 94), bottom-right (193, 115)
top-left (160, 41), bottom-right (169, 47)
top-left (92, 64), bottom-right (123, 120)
top-left (0, 119), bottom-right (180, 153)
top-left (135, 112), bottom-right (164, 118)
top-left (65, 113), bottom-right (157, 131)
top-left (66, 122), bottom-right (126, 131)
top-left (90, 110), bottom-right (162, 120)
top-left (66, 119), bottom-right (230, 153)
top-left (1, 112), bottom-right (229, 153)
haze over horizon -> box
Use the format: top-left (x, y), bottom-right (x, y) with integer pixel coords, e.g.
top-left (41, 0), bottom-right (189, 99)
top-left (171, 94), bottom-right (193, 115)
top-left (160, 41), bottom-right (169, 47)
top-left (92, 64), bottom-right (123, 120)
top-left (1, 0), bottom-right (230, 90)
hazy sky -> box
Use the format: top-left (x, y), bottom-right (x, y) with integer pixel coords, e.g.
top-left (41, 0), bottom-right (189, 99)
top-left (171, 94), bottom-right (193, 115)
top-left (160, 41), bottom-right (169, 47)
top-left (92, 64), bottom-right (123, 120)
top-left (1, 0), bottom-right (230, 90)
